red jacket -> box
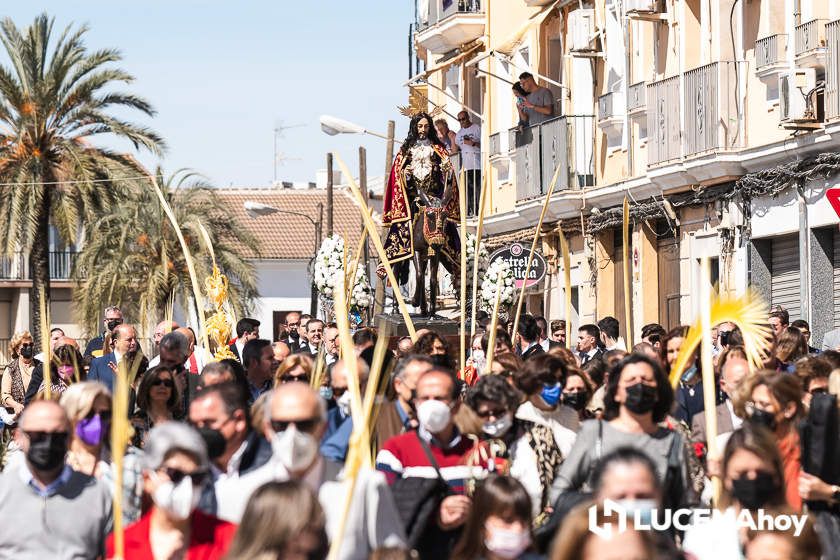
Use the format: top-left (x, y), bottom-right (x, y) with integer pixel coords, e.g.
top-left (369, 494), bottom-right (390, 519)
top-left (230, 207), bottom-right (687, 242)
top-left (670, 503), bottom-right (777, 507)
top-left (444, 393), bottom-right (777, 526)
top-left (106, 509), bottom-right (237, 560)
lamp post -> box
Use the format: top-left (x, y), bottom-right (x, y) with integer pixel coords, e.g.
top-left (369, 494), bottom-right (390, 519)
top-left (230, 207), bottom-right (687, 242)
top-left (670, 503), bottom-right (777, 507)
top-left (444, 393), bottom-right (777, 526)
top-left (244, 201), bottom-right (324, 317)
top-left (319, 114), bottom-right (397, 317)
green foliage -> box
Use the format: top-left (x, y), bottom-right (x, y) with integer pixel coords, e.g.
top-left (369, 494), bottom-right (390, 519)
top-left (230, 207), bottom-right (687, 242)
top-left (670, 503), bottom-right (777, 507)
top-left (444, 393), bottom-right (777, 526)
top-left (0, 13), bottom-right (164, 344)
top-left (73, 167), bottom-right (259, 335)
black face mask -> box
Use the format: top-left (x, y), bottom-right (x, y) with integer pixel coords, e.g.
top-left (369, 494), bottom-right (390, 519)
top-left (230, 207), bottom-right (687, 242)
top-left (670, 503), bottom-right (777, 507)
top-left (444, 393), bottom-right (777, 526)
top-left (730, 472), bottom-right (779, 510)
top-left (196, 427), bottom-right (226, 460)
top-left (288, 330), bottom-right (299, 340)
top-left (19, 346), bottom-right (34, 359)
top-left (563, 392), bottom-right (588, 411)
top-left (624, 383), bottom-right (658, 415)
top-left (749, 408), bottom-right (777, 431)
top-left (106, 319), bottom-right (122, 332)
top-left (27, 433), bottom-right (68, 471)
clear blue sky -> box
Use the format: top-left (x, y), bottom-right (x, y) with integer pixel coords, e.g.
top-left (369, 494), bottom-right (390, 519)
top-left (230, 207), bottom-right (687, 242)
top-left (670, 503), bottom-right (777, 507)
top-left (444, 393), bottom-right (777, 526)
top-left (3, 1), bottom-right (414, 185)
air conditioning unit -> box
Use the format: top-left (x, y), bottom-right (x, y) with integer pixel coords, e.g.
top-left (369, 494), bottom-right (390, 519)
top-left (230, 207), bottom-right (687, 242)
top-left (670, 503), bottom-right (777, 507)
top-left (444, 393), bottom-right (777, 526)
top-left (626, 0), bottom-right (664, 14)
top-left (779, 68), bottom-right (818, 124)
top-left (568, 9), bottom-right (596, 53)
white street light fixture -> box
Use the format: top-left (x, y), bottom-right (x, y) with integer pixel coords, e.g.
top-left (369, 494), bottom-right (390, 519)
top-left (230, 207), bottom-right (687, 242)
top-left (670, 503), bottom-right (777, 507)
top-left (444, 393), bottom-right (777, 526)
top-left (319, 114), bottom-right (399, 143)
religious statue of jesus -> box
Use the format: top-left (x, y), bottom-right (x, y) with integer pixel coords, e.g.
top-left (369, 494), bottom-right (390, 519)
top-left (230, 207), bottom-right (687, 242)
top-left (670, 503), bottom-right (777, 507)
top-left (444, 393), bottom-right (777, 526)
top-left (378, 109), bottom-right (461, 316)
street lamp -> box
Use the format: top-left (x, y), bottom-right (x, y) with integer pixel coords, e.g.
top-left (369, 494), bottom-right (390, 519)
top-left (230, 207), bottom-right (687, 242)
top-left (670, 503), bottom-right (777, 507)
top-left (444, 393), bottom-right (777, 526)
top-left (319, 115), bottom-right (400, 143)
top-left (243, 201), bottom-right (324, 317)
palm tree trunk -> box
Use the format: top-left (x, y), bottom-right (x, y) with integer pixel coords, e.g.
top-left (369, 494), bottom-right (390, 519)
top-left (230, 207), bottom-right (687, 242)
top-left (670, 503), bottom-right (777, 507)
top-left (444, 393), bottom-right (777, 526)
top-left (29, 180), bottom-right (51, 350)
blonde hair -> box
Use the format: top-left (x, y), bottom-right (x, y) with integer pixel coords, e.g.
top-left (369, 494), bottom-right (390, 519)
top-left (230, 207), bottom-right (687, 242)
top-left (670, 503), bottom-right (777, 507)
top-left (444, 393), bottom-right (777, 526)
top-left (274, 354), bottom-right (313, 386)
top-left (59, 381), bottom-right (111, 424)
top-left (9, 330), bottom-right (33, 359)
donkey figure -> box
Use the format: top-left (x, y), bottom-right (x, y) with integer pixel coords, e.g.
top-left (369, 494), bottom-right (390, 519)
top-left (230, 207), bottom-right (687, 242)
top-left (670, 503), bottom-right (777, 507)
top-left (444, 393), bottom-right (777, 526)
top-left (411, 187), bottom-right (460, 317)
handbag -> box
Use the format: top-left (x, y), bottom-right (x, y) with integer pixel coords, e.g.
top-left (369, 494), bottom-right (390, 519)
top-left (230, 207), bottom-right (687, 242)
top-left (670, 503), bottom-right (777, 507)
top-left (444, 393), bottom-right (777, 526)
top-left (389, 433), bottom-right (451, 547)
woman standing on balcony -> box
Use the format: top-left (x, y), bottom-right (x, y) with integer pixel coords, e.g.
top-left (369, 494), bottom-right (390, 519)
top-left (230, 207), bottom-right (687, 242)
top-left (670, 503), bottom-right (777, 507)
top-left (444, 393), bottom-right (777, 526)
top-left (434, 118), bottom-right (459, 156)
top-left (1, 330), bottom-right (37, 419)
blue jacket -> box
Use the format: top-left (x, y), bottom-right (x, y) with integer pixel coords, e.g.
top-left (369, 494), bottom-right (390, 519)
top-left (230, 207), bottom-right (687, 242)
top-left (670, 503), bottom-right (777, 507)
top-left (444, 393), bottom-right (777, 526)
top-left (87, 353), bottom-right (117, 392)
top-left (320, 407), bottom-right (353, 463)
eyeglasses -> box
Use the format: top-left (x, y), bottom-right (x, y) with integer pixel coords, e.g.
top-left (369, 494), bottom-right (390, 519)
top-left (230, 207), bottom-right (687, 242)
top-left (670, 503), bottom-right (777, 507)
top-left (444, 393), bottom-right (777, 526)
top-left (24, 430), bottom-right (68, 444)
top-left (20, 343), bottom-right (34, 349)
top-left (85, 409), bottom-right (112, 423)
top-left (160, 467), bottom-right (208, 486)
top-left (270, 418), bottom-right (320, 434)
top-left (280, 374), bottom-right (310, 384)
top-left (458, 116), bottom-right (468, 122)
top-left (287, 322), bottom-right (300, 328)
top-left (476, 407), bottom-right (507, 419)
top-left (809, 387), bottom-right (827, 396)
top-left (151, 378), bottom-right (175, 388)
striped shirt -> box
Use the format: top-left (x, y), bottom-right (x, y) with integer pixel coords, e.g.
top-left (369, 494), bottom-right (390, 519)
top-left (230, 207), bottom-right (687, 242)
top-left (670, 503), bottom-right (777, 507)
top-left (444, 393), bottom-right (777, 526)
top-left (375, 428), bottom-right (488, 494)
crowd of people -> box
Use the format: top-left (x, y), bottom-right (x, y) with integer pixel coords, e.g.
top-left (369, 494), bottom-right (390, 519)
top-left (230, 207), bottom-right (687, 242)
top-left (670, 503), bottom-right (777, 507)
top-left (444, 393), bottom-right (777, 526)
top-left (0, 304), bottom-right (838, 559)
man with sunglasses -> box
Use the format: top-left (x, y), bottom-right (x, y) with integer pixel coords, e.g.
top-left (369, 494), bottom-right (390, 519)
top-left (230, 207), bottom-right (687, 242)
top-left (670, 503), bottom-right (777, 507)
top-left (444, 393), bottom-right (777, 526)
top-left (454, 110), bottom-right (481, 216)
top-left (266, 382), bottom-right (407, 559)
top-left (0, 400), bottom-right (113, 557)
top-left (189, 382), bottom-right (273, 522)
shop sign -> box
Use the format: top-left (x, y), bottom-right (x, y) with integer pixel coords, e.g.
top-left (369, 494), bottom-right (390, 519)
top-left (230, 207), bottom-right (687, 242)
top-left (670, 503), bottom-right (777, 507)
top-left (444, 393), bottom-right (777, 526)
top-left (489, 242), bottom-right (547, 289)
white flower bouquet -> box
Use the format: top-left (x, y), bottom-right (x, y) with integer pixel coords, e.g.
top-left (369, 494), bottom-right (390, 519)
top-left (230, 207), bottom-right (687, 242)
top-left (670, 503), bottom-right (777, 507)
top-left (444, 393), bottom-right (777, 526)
top-left (314, 235), bottom-right (371, 313)
top-left (479, 258), bottom-right (515, 314)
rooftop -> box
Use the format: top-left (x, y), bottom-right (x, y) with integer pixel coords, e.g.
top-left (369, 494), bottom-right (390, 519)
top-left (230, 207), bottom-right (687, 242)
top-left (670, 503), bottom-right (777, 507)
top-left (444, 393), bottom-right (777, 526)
top-left (216, 187), bottom-right (376, 260)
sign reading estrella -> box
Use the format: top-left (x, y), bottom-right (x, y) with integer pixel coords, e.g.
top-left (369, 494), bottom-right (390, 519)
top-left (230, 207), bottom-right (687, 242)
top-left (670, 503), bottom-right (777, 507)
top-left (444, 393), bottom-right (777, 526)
top-left (489, 243), bottom-right (547, 289)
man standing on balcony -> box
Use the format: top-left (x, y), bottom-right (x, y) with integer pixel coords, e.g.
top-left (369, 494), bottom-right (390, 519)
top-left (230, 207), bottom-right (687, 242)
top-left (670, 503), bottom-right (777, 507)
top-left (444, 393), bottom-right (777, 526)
top-left (83, 306), bottom-right (124, 359)
top-left (455, 110), bottom-right (481, 216)
top-left (518, 72), bottom-right (555, 125)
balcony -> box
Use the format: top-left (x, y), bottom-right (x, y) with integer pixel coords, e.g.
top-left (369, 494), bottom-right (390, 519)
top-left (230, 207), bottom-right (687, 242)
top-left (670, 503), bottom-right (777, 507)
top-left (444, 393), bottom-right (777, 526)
top-left (513, 115), bottom-right (594, 203)
top-left (755, 34), bottom-right (788, 80)
top-left (489, 132), bottom-right (501, 157)
top-left (795, 19), bottom-right (828, 69)
top-left (646, 76), bottom-right (681, 166)
top-left (627, 81), bottom-right (646, 118)
top-left (415, 0), bottom-right (484, 54)
top-left (826, 20), bottom-right (840, 121)
top-left (0, 251), bottom-right (79, 281)
top-left (683, 61), bottom-right (743, 158)
top-left (523, 0), bottom-right (555, 6)
top-left (597, 91), bottom-right (625, 139)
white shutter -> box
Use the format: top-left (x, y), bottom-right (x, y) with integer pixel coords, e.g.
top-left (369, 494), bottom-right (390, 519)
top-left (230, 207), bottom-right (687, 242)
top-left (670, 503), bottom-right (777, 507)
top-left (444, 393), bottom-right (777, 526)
top-left (834, 230), bottom-right (840, 329)
top-left (770, 234), bottom-right (801, 321)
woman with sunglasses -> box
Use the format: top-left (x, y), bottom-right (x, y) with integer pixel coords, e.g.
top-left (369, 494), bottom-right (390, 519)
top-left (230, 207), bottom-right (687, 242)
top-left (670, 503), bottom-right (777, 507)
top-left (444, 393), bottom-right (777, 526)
top-left (131, 366), bottom-right (182, 448)
top-left (1, 330), bottom-right (36, 418)
top-left (61, 381), bottom-right (144, 522)
top-left (107, 423), bottom-right (237, 560)
top-left (274, 354), bottom-right (313, 386)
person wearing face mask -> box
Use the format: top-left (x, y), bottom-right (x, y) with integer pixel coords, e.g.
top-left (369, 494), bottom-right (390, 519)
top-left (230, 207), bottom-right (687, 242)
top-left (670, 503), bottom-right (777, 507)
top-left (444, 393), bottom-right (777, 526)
top-left (59, 381), bottom-right (144, 523)
top-left (24, 342), bottom-right (84, 403)
top-left (561, 370), bottom-right (595, 422)
top-left (513, 354), bottom-right (579, 456)
top-left (189, 382), bottom-right (273, 522)
top-left (267, 381), bottom-right (408, 559)
top-left (683, 424), bottom-right (791, 559)
top-left (463, 332), bottom-right (487, 386)
top-left (1, 330), bottom-right (39, 419)
top-left (83, 305), bottom-right (124, 359)
top-left (466, 375), bottom-right (563, 521)
top-left (320, 358), bottom-right (369, 464)
top-left (0, 400), bottom-right (113, 558)
top-left (373, 355), bottom-right (434, 450)
top-left (452, 475), bottom-right (541, 560)
top-left (376, 369), bottom-right (490, 557)
top-left (108, 422), bottom-right (237, 559)
top-left (550, 355), bottom-right (693, 510)
top-left (736, 370), bottom-right (806, 510)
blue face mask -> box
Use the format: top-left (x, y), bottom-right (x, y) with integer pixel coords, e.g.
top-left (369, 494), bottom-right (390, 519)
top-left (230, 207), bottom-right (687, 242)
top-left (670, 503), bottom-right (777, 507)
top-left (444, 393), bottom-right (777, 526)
top-left (540, 383), bottom-right (562, 407)
top-left (319, 386), bottom-right (334, 401)
top-left (680, 366), bottom-right (698, 384)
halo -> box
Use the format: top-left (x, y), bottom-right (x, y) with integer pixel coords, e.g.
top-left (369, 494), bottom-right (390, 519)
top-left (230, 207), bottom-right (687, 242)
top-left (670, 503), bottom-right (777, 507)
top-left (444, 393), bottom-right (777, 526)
top-left (397, 104), bottom-right (445, 119)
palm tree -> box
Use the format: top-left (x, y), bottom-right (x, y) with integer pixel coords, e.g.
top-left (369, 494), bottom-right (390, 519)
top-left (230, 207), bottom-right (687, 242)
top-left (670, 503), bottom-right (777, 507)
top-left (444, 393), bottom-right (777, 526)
top-left (0, 14), bottom-right (164, 346)
top-left (73, 166), bottom-right (259, 336)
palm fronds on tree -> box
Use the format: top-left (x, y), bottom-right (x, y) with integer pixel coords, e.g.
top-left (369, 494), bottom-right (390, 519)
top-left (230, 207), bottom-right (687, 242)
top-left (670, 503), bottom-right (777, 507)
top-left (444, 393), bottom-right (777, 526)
top-left (73, 166), bottom-right (259, 336)
top-left (0, 13), bottom-right (165, 345)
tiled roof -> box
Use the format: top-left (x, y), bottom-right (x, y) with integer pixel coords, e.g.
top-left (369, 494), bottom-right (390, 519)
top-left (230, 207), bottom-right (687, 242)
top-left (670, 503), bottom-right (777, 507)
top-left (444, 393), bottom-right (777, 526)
top-left (216, 187), bottom-right (376, 260)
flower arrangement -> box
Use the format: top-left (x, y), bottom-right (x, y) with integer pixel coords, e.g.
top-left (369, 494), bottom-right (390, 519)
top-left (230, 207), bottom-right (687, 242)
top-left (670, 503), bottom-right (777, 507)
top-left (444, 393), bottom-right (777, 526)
top-left (314, 235), bottom-right (371, 313)
top-left (479, 258), bottom-right (515, 314)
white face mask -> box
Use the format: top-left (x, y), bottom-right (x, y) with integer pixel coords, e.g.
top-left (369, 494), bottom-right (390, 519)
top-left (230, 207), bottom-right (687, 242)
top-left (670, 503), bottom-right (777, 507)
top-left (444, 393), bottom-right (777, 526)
top-left (336, 390), bottom-right (353, 417)
top-left (471, 348), bottom-right (485, 362)
top-left (416, 399), bottom-right (452, 434)
top-left (482, 413), bottom-right (513, 438)
top-left (151, 474), bottom-right (200, 521)
top-left (271, 425), bottom-right (319, 473)
top-left (484, 525), bottom-right (531, 559)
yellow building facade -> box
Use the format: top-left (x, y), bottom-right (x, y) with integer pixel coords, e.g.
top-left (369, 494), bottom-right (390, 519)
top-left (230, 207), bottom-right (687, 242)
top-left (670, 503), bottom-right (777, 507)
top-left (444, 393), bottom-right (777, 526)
top-left (411, 0), bottom-right (840, 345)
